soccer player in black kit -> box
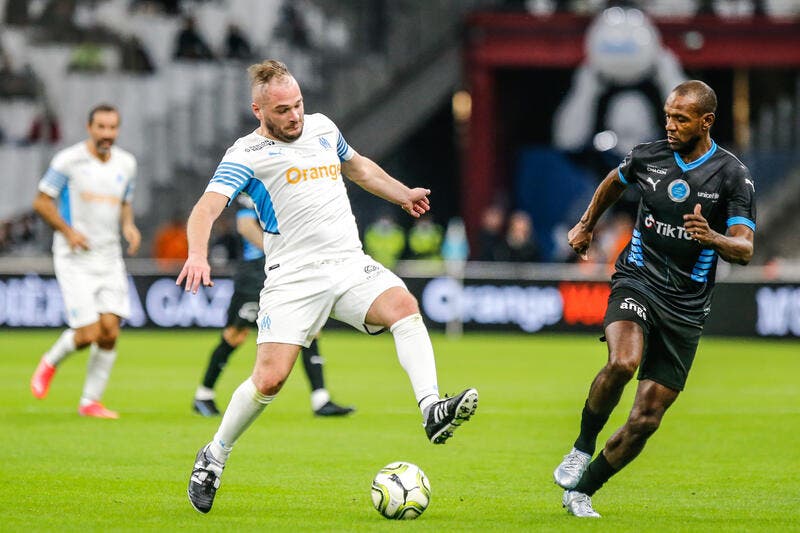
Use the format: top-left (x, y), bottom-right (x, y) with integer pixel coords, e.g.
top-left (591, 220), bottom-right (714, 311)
top-left (553, 80), bottom-right (756, 518)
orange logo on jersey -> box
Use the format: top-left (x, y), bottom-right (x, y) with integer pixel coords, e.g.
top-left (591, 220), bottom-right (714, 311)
top-left (285, 164), bottom-right (341, 184)
top-left (79, 191), bottom-right (122, 205)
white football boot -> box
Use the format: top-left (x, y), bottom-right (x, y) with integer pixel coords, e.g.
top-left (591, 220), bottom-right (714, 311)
top-left (562, 490), bottom-right (601, 518)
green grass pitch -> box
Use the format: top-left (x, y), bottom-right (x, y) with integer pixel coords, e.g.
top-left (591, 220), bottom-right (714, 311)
top-left (2, 330), bottom-right (799, 531)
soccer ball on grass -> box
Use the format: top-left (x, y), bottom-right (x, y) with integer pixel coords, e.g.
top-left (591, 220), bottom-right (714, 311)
top-left (370, 461), bottom-right (431, 519)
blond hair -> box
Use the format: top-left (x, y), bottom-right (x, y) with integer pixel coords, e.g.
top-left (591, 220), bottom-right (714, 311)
top-left (247, 59), bottom-right (292, 89)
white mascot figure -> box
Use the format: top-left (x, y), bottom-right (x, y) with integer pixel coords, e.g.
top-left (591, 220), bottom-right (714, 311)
top-left (553, 6), bottom-right (687, 158)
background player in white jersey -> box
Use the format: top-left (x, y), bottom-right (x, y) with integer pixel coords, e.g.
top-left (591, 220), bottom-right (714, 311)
top-left (30, 104), bottom-right (141, 419)
top-left (178, 60), bottom-right (479, 514)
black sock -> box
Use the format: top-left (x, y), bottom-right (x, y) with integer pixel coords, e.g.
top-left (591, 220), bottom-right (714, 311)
top-left (201, 336), bottom-right (237, 389)
top-left (573, 451), bottom-right (617, 496)
top-left (573, 401), bottom-right (611, 456)
top-left (302, 338), bottom-right (325, 392)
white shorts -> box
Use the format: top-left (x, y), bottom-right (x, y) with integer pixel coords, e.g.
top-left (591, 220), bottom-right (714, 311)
top-left (256, 254), bottom-right (406, 347)
top-left (54, 253), bottom-right (130, 329)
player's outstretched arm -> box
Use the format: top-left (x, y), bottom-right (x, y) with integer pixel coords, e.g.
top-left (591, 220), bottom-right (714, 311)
top-left (568, 168), bottom-right (626, 259)
top-left (32, 191), bottom-right (89, 251)
top-left (120, 202), bottom-right (141, 256)
top-left (683, 204), bottom-right (754, 265)
top-left (342, 153), bottom-right (430, 218)
top-left (176, 192), bottom-right (228, 294)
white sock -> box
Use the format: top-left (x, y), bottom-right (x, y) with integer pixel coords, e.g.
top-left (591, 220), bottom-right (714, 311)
top-left (209, 377), bottom-right (273, 463)
top-left (43, 329), bottom-right (77, 366)
top-left (310, 388), bottom-right (330, 411)
top-left (390, 313), bottom-right (439, 416)
top-left (80, 344), bottom-right (116, 404)
top-left (195, 386), bottom-right (215, 401)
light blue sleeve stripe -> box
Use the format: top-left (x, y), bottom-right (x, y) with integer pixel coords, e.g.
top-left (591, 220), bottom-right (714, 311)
top-left (42, 168), bottom-right (68, 191)
top-left (213, 168), bottom-right (250, 183)
top-left (336, 132), bottom-right (353, 161)
top-left (123, 181), bottom-right (134, 202)
top-left (212, 171), bottom-right (248, 185)
top-left (617, 166), bottom-right (628, 185)
top-left (727, 216), bottom-right (755, 231)
top-left (217, 161), bottom-right (254, 176)
top-left (211, 176), bottom-right (243, 189)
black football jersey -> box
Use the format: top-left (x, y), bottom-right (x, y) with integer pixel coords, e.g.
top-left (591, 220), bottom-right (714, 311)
top-left (612, 140), bottom-right (756, 320)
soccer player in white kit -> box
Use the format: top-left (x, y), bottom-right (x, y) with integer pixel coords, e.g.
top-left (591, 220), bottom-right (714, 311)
top-left (179, 60), bottom-right (479, 514)
top-left (30, 104), bottom-right (141, 419)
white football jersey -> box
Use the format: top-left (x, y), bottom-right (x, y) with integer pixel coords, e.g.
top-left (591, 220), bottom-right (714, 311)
top-left (205, 113), bottom-right (363, 268)
top-left (38, 141), bottom-right (136, 259)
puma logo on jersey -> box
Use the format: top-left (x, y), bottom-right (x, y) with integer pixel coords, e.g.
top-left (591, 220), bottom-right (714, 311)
top-left (745, 178), bottom-right (755, 192)
top-left (645, 177), bottom-right (662, 191)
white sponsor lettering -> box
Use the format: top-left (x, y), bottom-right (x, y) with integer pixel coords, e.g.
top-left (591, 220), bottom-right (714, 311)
top-left (0, 274), bottom-right (64, 326)
top-left (421, 277), bottom-right (563, 332)
top-left (756, 286), bottom-right (800, 336)
top-left (145, 278), bottom-right (233, 327)
top-left (619, 297), bottom-right (647, 321)
top-left (643, 214), bottom-right (693, 240)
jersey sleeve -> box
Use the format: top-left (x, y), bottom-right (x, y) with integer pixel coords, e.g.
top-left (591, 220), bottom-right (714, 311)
top-left (319, 113), bottom-right (355, 162)
top-left (38, 150), bottom-right (71, 198)
top-left (723, 163), bottom-right (756, 232)
top-left (205, 147), bottom-right (254, 204)
top-left (616, 145), bottom-right (641, 186)
top-left (123, 156), bottom-right (137, 204)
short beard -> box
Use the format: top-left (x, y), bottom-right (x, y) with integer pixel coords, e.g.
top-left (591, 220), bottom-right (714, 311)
top-left (265, 120), bottom-right (302, 143)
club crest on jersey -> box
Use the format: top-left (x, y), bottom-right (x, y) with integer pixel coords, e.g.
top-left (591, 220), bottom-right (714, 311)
top-left (259, 315), bottom-right (271, 331)
top-left (319, 137), bottom-right (332, 150)
top-left (667, 179), bottom-right (690, 202)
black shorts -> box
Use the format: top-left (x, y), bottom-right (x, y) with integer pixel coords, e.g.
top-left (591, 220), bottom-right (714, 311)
top-left (225, 259), bottom-right (265, 328)
top-left (603, 286), bottom-right (703, 391)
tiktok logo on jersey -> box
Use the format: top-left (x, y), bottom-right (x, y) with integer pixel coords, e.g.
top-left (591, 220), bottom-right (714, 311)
top-left (644, 214), bottom-right (693, 240)
top-left (619, 297), bottom-right (647, 321)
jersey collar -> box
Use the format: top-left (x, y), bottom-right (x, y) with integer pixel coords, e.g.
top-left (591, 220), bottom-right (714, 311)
top-left (673, 140), bottom-right (717, 172)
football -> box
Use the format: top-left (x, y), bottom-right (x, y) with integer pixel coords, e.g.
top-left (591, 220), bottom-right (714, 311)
top-left (370, 461), bottom-right (431, 519)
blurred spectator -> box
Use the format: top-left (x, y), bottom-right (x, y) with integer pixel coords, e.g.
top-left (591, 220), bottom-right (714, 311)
top-left (120, 35), bottom-right (155, 73)
top-left (476, 204), bottom-right (505, 261)
top-left (364, 214), bottom-right (405, 268)
top-left (152, 215), bottom-right (188, 269)
top-left (130, 0), bottom-right (180, 15)
top-left (68, 41), bottom-right (107, 72)
top-left (278, 3), bottom-right (311, 50)
top-left (0, 53), bottom-right (40, 99)
top-left (173, 16), bottom-right (215, 61)
top-left (598, 211), bottom-right (634, 271)
top-left (26, 103), bottom-right (61, 144)
top-left (224, 24), bottom-right (253, 60)
top-left (3, 0), bottom-right (31, 25)
top-left (35, 0), bottom-right (81, 41)
top-left (407, 219), bottom-right (443, 261)
top-left (492, 210), bottom-right (539, 262)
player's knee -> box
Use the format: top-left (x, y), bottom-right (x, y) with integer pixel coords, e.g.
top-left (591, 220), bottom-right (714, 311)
top-left (606, 354), bottom-right (639, 381)
top-left (627, 411), bottom-right (661, 438)
top-left (251, 372), bottom-right (287, 396)
top-left (393, 291), bottom-right (420, 319)
top-left (224, 327), bottom-right (249, 347)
